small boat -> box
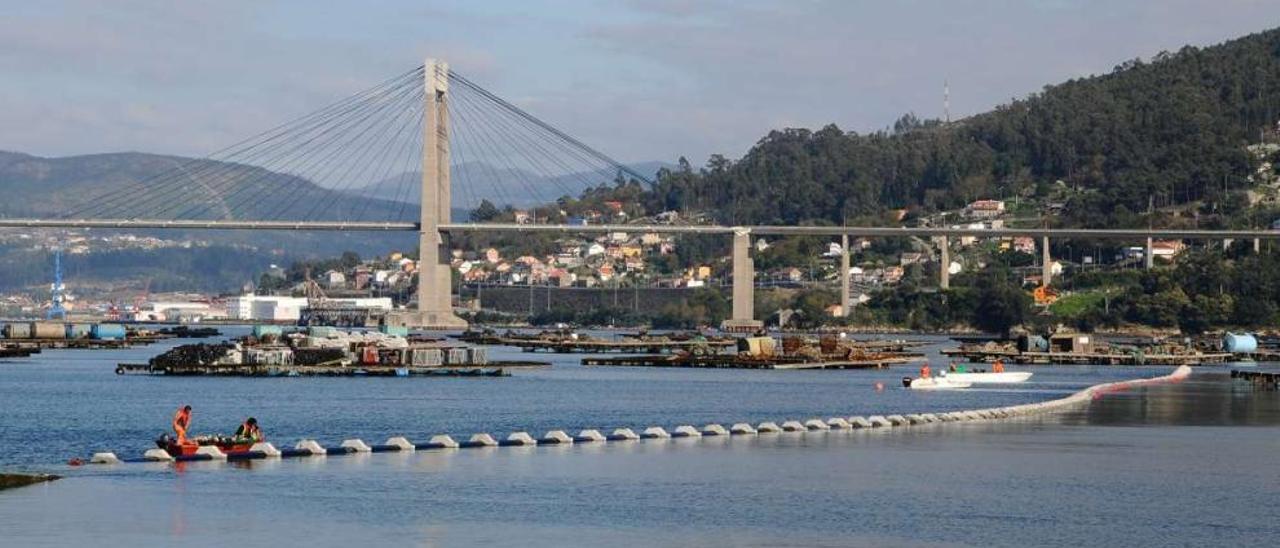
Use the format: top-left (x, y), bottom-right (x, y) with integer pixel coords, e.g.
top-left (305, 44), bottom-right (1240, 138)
top-left (945, 371), bottom-right (1032, 384)
top-left (904, 376), bottom-right (972, 390)
top-left (155, 433), bottom-right (257, 457)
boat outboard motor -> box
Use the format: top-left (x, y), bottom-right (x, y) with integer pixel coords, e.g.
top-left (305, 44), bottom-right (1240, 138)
top-left (902, 376), bottom-right (913, 388)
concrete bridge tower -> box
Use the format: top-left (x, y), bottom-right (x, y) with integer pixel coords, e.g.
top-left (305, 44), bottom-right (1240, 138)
top-left (389, 59), bottom-right (468, 329)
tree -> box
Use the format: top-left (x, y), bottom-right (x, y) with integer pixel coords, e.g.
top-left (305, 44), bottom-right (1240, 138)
top-left (470, 200), bottom-right (500, 222)
top-left (971, 269), bottom-right (1032, 336)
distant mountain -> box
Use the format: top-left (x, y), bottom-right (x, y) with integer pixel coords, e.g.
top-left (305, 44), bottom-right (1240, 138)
top-left (350, 160), bottom-right (673, 210)
top-left (0, 151), bottom-right (416, 291)
top-left (0, 151), bottom-right (412, 222)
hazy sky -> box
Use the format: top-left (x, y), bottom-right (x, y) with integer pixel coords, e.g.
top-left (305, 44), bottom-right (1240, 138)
top-left (2, 0), bottom-right (1277, 166)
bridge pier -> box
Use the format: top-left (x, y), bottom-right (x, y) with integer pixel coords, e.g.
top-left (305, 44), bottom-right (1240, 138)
top-left (388, 59), bottom-right (467, 330)
top-left (938, 236), bottom-right (950, 290)
top-left (1145, 237), bottom-right (1154, 269)
top-left (1041, 236), bottom-right (1052, 287)
top-left (839, 234), bottom-right (850, 317)
top-left (721, 228), bottom-right (763, 332)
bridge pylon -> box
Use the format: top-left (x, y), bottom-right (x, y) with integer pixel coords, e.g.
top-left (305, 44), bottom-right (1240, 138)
top-left (388, 58), bottom-right (468, 329)
top-left (721, 227), bottom-right (764, 332)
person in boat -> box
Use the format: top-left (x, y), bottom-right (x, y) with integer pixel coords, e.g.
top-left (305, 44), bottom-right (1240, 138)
top-left (948, 362), bottom-right (957, 373)
top-left (235, 417), bottom-right (262, 442)
top-left (920, 364), bottom-right (931, 379)
top-left (993, 360), bottom-right (1005, 373)
top-left (172, 405), bottom-right (192, 444)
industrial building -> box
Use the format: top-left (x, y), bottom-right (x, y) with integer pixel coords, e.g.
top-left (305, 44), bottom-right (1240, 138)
top-left (225, 294), bottom-right (393, 322)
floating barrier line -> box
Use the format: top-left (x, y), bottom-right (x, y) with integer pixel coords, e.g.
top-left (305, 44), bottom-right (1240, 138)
top-left (89, 366), bottom-right (1191, 466)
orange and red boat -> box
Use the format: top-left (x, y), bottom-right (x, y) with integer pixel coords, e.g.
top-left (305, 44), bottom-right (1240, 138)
top-left (155, 434), bottom-right (258, 457)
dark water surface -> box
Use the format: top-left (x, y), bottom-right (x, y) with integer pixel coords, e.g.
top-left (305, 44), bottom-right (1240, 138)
top-left (2, 330), bottom-right (1278, 546)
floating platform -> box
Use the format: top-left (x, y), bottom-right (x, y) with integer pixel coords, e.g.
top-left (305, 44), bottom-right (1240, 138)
top-left (114, 361), bottom-right (549, 377)
top-left (0, 345), bottom-right (38, 358)
top-left (1231, 369), bottom-right (1280, 388)
top-left (942, 348), bottom-right (1231, 366)
top-left (581, 354), bottom-right (915, 369)
top-left (2, 338), bottom-right (157, 351)
top-left (515, 339), bottom-right (736, 353)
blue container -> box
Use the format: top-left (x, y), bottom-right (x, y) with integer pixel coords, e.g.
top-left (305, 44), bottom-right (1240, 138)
top-left (379, 325), bottom-right (409, 337)
top-left (90, 324), bottom-right (127, 340)
top-left (66, 323), bottom-right (93, 339)
top-left (1223, 333), bottom-right (1257, 353)
top-left (253, 325), bottom-right (284, 338)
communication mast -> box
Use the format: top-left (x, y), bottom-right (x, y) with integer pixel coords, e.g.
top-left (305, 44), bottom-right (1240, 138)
top-left (944, 79), bottom-right (951, 124)
top-left (47, 247), bottom-right (67, 320)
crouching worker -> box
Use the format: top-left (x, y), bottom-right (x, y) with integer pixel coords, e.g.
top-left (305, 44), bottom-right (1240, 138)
top-left (235, 417), bottom-right (263, 442)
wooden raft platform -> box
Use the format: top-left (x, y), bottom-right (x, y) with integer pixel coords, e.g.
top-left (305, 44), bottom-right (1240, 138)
top-left (1231, 369), bottom-right (1280, 387)
top-left (0, 345), bottom-right (38, 358)
top-left (114, 361), bottom-right (549, 377)
top-left (581, 354), bottom-right (915, 370)
top-left (942, 348), bottom-right (1231, 365)
top-left (3, 338), bottom-right (156, 351)
top-left (512, 339), bottom-right (737, 354)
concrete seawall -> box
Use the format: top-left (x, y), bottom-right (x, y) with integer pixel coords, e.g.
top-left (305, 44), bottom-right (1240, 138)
top-left (91, 366), bottom-right (1191, 466)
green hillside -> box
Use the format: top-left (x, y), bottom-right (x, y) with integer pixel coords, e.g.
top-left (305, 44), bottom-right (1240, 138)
top-left (643, 27), bottom-right (1280, 228)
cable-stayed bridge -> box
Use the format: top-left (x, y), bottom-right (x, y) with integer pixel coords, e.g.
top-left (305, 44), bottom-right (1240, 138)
top-left (4, 59), bottom-right (1279, 329)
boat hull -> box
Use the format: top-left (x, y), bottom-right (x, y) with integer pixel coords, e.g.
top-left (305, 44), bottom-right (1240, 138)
top-left (909, 377), bottom-right (972, 390)
top-left (946, 371), bottom-right (1033, 384)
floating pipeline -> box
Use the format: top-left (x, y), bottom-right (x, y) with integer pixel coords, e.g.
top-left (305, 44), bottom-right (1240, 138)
top-left (83, 366), bottom-right (1192, 466)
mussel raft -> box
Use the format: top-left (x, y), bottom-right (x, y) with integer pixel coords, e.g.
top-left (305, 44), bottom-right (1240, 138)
top-left (117, 329), bottom-right (546, 377)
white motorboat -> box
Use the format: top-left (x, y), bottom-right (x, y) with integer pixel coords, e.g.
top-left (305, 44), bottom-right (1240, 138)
top-left (906, 376), bottom-right (972, 390)
top-left (944, 371), bottom-right (1033, 384)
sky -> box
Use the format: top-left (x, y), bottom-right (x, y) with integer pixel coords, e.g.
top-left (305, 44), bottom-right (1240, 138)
top-left (2, 0), bottom-right (1278, 167)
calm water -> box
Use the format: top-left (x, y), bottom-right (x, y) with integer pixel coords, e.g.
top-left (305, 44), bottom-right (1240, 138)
top-left (2, 329), bottom-right (1278, 546)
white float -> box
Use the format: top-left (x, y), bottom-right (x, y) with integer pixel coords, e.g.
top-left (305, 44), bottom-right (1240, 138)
top-left (803, 419), bottom-right (830, 431)
top-left (729, 423), bottom-right (757, 435)
top-left (756, 422), bottom-right (782, 433)
top-left (250, 442), bottom-right (282, 457)
top-left (506, 432), bottom-right (538, 446)
top-left (540, 430), bottom-right (574, 445)
top-left (295, 439), bottom-right (326, 456)
top-left (848, 416), bottom-right (874, 428)
top-left (143, 449), bottom-right (174, 462)
top-left (610, 428), bottom-right (640, 441)
top-left (575, 429), bottom-right (607, 442)
top-left (383, 437), bottom-right (415, 451)
top-left (341, 439), bottom-right (372, 453)
top-left (672, 425), bottom-right (702, 438)
top-left (641, 427), bottom-right (671, 439)
top-left (702, 424), bottom-right (729, 436)
top-left (90, 452), bottom-right (120, 464)
top-left (467, 433), bottom-right (499, 447)
top-left (826, 417), bottom-right (852, 429)
top-left (428, 435), bottom-right (459, 449)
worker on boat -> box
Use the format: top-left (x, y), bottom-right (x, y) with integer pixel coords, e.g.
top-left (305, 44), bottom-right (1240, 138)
top-left (172, 405), bottom-right (192, 444)
top-left (993, 360), bottom-right (1005, 373)
top-left (948, 362), bottom-right (957, 373)
top-left (235, 417), bottom-right (262, 442)
top-left (920, 363), bottom-right (931, 379)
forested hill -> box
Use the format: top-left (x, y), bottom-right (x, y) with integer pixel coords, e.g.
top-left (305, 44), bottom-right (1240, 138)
top-left (643, 27), bottom-right (1280, 228)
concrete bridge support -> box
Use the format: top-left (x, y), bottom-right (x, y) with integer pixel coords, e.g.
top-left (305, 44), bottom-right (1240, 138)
top-left (1041, 236), bottom-right (1052, 287)
top-left (938, 236), bottom-right (950, 290)
top-left (839, 234), bottom-right (850, 317)
top-left (1145, 237), bottom-right (1154, 269)
top-left (721, 228), bottom-right (763, 332)
top-left (388, 59), bottom-right (467, 329)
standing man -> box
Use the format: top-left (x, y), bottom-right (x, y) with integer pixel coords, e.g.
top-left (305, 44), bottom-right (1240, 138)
top-left (172, 405), bottom-right (192, 444)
